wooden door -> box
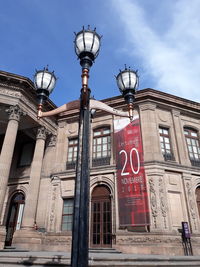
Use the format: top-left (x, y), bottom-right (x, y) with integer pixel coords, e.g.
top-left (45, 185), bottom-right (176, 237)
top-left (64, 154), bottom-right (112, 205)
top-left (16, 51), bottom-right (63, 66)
top-left (91, 185), bottom-right (112, 248)
top-left (5, 193), bottom-right (25, 246)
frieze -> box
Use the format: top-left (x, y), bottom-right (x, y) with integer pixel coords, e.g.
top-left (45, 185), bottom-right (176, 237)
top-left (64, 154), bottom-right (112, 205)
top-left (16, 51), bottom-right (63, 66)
top-left (0, 87), bottom-right (22, 98)
top-left (116, 236), bottom-right (182, 244)
top-left (44, 237), bottom-right (71, 245)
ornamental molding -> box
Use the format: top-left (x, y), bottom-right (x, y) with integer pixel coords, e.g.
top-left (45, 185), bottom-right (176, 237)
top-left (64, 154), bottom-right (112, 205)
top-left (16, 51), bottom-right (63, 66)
top-left (90, 175), bottom-right (114, 195)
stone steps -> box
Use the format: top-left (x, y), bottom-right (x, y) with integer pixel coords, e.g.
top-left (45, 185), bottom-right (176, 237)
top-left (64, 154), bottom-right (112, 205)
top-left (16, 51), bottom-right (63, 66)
top-left (0, 251), bottom-right (200, 266)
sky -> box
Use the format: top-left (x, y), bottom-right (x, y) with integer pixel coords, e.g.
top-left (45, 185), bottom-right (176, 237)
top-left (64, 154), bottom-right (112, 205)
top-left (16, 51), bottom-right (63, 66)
top-left (0, 0), bottom-right (200, 107)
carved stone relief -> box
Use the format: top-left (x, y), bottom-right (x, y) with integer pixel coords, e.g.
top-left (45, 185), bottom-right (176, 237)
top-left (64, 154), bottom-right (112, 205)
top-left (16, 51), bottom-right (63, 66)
top-left (116, 235), bottom-right (182, 245)
top-left (186, 181), bottom-right (197, 230)
top-left (48, 176), bottom-right (61, 232)
top-left (149, 177), bottom-right (158, 228)
top-left (159, 177), bottom-right (167, 228)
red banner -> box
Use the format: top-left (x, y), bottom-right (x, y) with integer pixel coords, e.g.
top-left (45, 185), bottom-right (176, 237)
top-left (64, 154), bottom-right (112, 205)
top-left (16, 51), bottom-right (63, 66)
top-left (114, 117), bottom-right (150, 226)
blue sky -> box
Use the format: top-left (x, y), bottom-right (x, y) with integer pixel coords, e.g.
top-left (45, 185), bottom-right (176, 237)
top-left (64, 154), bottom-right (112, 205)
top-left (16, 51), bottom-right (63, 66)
top-left (0, 0), bottom-right (200, 106)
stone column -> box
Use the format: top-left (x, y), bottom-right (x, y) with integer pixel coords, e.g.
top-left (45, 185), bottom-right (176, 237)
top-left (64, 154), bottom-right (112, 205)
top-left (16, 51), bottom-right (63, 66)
top-left (22, 127), bottom-right (48, 229)
top-left (0, 105), bottom-right (25, 216)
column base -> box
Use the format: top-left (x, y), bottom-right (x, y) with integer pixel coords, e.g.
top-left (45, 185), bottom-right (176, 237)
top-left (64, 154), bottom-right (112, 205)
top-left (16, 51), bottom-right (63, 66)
top-left (12, 227), bottom-right (43, 251)
top-left (0, 226), bottom-right (6, 249)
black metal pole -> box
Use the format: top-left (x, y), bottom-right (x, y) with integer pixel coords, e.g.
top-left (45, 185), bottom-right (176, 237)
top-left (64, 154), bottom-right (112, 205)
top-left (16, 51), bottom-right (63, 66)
top-left (71, 77), bottom-right (91, 266)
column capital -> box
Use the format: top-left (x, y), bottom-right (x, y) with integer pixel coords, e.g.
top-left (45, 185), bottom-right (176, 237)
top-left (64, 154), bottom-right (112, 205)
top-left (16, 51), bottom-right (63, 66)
top-left (171, 109), bottom-right (180, 117)
top-left (36, 127), bottom-right (50, 140)
top-left (6, 105), bottom-right (26, 121)
top-left (47, 134), bottom-right (57, 147)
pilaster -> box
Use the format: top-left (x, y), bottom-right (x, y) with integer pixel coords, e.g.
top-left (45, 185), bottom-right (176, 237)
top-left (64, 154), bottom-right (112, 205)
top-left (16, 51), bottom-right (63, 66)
top-left (171, 109), bottom-right (190, 165)
top-left (182, 174), bottom-right (199, 233)
top-left (139, 103), bottom-right (162, 162)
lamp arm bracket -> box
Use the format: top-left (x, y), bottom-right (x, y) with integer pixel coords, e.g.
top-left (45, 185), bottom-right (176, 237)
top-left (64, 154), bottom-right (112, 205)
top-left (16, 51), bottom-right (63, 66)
top-left (38, 99), bottom-right (128, 119)
top-left (90, 99), bottom-right (129, 117)
top-left (38, 100), bottom-right (80, 118)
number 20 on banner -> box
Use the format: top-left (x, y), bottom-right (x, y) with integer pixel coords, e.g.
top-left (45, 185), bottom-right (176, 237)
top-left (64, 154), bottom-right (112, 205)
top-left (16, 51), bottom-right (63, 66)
top-left (119, 148), bottom-right (140, 176)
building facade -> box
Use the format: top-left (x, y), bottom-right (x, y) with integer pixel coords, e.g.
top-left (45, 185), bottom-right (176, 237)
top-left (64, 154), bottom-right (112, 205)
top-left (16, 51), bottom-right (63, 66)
top-left (0, 70), bottom-right (200, 255)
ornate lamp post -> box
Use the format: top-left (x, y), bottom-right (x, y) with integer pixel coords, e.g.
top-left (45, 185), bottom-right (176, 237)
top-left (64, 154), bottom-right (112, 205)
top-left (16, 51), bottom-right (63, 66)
top-left (33, 26), bottom-right (139, 267)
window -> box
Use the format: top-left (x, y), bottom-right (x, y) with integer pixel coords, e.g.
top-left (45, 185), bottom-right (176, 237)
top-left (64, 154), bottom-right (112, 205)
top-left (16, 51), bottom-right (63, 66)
top-left (92, 127), bottom-right (111, 167)
top-left (18, 142), bottom-right (34, 167)
top-left (67, 138), bottom-right (78, 169)
top-left (159, 127), bottom-right (174, 161)
top-left (184, 128), bottom-right (200, 166)
top-left (61, 199), bottom-right (73, 231)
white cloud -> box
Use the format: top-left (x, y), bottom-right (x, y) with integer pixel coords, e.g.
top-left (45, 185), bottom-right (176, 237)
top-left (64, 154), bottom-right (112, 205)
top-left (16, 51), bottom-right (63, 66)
top-left (111, 0), bottom-right (200, 102)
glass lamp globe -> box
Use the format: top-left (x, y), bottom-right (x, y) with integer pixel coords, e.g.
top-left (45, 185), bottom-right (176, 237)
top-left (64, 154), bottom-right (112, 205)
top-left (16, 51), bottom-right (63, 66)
top-left (34, 67), bottom-right (57, 95)
top-left (116, 67), bottom-right (138, 95)
top-left (74, 27), bottom-right (101, 61)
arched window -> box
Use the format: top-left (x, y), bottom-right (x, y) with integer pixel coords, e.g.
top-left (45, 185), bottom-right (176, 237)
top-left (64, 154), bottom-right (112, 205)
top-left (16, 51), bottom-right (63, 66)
top-left (92, 127), bottom-right (111, 167)
top-left (184, 128), bottom-right (200, 166)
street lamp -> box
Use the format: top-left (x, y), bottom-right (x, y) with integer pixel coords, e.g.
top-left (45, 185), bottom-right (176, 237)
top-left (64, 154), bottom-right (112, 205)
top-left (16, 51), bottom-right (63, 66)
top-left (34, 66), bottom-right (57, 115)
top-left (33, 26), bottom-right (138, 267)
top-left (116, 66), bottom-right (139, 121)
top-left (70, 26), bottom-right (101, 267)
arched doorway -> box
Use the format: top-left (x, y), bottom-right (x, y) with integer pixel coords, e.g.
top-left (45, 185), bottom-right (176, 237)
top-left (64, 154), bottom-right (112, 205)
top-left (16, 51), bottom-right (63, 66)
top-left (5, 192), bottom-right (25, 246)
top-left (90, 185), bottom-right (112, 248)
top-left (196, 187), bottom-right (200, 218)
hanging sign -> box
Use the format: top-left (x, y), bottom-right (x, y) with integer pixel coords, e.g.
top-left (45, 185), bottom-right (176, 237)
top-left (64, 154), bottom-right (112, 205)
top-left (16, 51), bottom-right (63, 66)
top-left (114, 116), bottom-right (150, 226)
